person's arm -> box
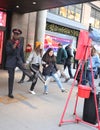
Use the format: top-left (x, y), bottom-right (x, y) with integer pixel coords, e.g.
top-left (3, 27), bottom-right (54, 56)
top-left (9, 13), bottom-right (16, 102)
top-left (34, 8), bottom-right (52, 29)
top-left (6, 40), bottom-right (16, 55)
top-left (20, 43), bottom-right (25, 63)
top-left (26, 52), bottom-right (34, 64)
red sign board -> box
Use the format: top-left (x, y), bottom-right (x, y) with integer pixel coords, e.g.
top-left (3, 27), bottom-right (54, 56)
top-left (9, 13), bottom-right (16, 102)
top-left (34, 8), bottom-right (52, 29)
top-left (75, 30), bottom-right (92, 60)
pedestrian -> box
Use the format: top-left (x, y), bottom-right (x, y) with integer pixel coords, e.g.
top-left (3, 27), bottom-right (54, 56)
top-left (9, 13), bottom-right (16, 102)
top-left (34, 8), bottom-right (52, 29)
top-left (56, 43), bottom-right (69, 82)
top-left (5, 28), bottom-right (33, 98)
top-left (73, 48), bottom-right (78, 69)
top-left (86, 46), bottom-right (100, 91)
top-left (42, 48), bottom-right (66, 94)
top-left (26, 41), bottom-right (43, 95)
top-left (64, 44), bottom-right (74, 78)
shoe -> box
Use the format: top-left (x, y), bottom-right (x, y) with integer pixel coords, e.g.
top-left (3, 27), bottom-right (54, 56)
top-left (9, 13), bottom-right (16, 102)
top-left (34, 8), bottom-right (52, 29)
top-left (18, 80), bottom-right (24, 83)
top-left (29, 90), bottom-right (36, 95)
top-left (61, 89), bottom-right (67, 93)
top-left (70, 76), bottom-right (74, 79)
top-left (8, 94), bottom-right (14, 98)
top-left (64, 78), bottom-right (70, 82)
top-left (43, 91), bottom-right (48, 95)
top-left (27, 78), bottom-right (32, 82)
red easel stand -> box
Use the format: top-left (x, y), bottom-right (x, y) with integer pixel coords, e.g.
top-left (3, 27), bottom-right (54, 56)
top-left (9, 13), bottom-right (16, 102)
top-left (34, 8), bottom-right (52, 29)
top-left (59, 30), bottom-right (100, 130)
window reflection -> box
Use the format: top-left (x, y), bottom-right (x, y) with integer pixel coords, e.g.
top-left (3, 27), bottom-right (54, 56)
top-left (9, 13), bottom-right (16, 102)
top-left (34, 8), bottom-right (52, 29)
top-left (49, 4), bottom-right (82, 22)
top-left (90, 8), bottom-right (100, 29)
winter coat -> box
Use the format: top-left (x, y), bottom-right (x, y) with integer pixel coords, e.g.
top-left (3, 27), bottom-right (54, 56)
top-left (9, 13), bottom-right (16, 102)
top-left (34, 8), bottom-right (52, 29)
top-left (56, 48), bottom-right (67, 64)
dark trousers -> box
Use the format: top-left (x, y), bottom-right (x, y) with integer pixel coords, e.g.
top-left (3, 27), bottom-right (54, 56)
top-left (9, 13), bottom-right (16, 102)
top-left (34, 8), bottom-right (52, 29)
top-left (8, 68), bottom-right (15, 95)
top-left (29, 64), bottom-right (40, 91)
top-left (67, 64), bottom-right (73, 78)
top-left (17, 62), bottom-right (32, 78)
top-left (7, 62), bottom-right (32, 95)
top-left (30, 77), bottom-right (38, 91)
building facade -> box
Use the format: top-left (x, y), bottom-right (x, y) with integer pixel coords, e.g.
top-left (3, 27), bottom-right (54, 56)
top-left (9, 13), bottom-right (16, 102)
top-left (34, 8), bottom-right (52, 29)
top-left (0, 1), bottom-right (100, 68)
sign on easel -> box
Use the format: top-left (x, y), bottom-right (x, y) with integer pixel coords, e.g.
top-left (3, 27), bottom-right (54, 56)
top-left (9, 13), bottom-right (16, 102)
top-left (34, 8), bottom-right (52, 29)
top-left (75, 30), bottom-right (92, 60)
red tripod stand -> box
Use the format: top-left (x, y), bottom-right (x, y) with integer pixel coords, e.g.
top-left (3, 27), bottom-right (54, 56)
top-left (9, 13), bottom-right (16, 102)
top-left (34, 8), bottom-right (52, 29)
top-left (59, 30), bottom-right (100, 130)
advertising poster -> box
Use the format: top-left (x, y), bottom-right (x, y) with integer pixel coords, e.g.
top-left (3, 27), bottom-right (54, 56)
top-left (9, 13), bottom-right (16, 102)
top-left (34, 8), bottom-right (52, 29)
top-left (44, 33), bottom-right (73, 55)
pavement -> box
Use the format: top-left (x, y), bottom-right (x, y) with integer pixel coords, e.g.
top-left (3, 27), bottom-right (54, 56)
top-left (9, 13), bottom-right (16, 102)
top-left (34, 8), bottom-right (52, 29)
top-left (0, 68), bottom-right (100, 130)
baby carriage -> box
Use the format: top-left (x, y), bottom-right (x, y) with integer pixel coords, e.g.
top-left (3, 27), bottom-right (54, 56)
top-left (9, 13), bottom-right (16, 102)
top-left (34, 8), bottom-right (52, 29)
top-left (29, 63), bottom-right (45, 84)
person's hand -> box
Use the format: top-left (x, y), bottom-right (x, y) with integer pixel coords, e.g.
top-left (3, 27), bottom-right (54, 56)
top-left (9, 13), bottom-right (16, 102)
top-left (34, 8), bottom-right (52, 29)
top-left (22, 63), bottom-right (27, 68)
top-left (46, 64), bottom-right (48, 67)
top-left (88, 65), bottom-right (91, 69)
top-left (13, 40), bottom-right (20, 49)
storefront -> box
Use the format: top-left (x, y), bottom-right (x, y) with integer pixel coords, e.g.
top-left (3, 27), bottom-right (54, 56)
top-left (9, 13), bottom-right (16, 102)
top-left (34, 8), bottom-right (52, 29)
top-left (0, 11), bottom-right (7, 68)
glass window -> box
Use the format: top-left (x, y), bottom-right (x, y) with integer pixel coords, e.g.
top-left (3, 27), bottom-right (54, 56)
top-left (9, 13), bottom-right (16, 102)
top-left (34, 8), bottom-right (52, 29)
top-left (59, 7), bottom-right (67, 17)
top-left (48, 4), bottom-right (82, 22)
top-left (90, 8), bottom-right (100, 29)
top-left (49, 8), bottom-right (59, 15)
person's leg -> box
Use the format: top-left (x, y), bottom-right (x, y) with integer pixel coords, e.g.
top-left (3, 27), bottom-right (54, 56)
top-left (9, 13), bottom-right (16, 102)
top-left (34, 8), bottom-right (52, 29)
top-left (8, 68), bottom-right (15, 98)
top-left (57, 64), bottom-right (69, 81)
top-left (68, 64), bottom-right (73, 78)
top-left (17, 62), bottom-right (33, 81)
top-left (43, 76), bottom-right (51, 94)
top-left (18, 72), bottom-right (25, 83)
top-left (52, 73), bottom-right (65, 92)
top-left (29, 77), bottom-right (38, 94)
top-left (87, 70), bottom-right (94, 90)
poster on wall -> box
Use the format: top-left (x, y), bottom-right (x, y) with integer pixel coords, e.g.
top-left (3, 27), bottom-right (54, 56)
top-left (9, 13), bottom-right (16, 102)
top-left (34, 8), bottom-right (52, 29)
top-left (44, 33), bottom-right (73, 55)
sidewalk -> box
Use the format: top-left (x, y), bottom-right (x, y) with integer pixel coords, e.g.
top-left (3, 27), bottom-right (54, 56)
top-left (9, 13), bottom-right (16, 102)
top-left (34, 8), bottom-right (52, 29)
top-left (0, 69), bottom-right (99, 130)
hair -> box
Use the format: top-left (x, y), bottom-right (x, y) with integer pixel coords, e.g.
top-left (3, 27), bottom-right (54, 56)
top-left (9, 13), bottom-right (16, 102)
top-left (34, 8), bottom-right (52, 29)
top-left (42, 48), bottom-right (56, 63)
top-left (91, 46), bottom-right (96, 56)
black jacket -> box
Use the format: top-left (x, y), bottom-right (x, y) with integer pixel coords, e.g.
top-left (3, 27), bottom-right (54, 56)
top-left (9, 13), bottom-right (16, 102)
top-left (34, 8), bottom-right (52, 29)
top-left (65, 46), bottom-right (73, 66)
top-left (42, 55), bottom-right (57, 76)
top-left (5, 39), bottom-right (25, 68)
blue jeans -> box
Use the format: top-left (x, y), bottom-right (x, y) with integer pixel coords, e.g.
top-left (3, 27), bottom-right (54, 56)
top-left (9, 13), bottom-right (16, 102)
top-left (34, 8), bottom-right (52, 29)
top-left (44, 73), bottom-right (64, 92)
top-left (87, 70), bottom-right (95, 90)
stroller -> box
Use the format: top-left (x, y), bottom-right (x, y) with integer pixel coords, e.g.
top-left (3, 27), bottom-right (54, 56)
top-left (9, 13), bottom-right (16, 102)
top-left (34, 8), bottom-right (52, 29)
top-left (29, 63), bottom-right (45, 84)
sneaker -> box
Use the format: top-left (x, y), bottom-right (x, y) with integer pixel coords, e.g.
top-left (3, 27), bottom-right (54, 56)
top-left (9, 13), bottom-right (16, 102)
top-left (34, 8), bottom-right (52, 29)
top-left (64, 78), bottom-right (70, 82)
top-left (27, 78), bottom-right (32, 82)
top-left (43, 91), bottom-right (48, 95)
top-left (18, 80), bottom-right (24, 83)
top-left (29, 90), bottom-right (36, 95)
top-left (61, 89), bottom-right (67, 93)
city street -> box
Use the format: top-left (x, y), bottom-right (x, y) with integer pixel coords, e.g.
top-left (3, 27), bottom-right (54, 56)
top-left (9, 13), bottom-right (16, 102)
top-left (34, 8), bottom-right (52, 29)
top-left (0, 69), bottom-right (100, 130)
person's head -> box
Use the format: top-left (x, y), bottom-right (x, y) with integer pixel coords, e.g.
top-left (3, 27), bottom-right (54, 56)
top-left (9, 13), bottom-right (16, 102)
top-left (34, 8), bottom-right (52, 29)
top-left (12, 28), bottom-right (22, 40)
top-left (43, 48), bottom-right (56, 63)
top-left (35, 41), bottom-right (42, 53)
top-left (58, 43), bottom-right (63, 48)
top-left (46, 48), bottom-right (54, 57)
top-left (91, 46), bottom-right (97, 56)
top-left (35, 41), bottom-right (42, 49)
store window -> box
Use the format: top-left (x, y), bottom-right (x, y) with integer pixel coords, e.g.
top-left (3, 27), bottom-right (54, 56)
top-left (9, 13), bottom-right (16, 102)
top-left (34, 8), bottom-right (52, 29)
top-left (49, 4), bottom-right (82, 22)
top-left (0, 11), bottom-right (6, 27)
top-left (90, 8), bottom-right (100, 29)
top-left (59, 7), bottom-right (67, 17)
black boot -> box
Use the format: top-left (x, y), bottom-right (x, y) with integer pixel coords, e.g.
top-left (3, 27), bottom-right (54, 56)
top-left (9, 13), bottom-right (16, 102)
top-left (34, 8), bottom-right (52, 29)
top-left (8, 94), bottom-right (14, 98)
top-left (18, 80), bottom-right (24, 83)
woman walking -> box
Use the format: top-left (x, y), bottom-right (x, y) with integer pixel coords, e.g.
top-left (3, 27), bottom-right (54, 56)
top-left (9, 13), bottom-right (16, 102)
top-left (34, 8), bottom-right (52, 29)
top-left (42, 48), bottom-right (66, 94)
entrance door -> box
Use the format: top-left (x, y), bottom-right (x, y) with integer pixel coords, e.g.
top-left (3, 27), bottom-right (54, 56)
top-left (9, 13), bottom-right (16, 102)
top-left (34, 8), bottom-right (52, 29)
top-left (0, 31), bottom-right (4, 64)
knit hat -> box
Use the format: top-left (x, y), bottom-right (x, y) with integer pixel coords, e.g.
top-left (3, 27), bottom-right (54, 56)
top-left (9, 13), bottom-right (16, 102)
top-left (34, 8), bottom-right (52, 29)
top-left (35, 41), bottom-right (42, 49)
